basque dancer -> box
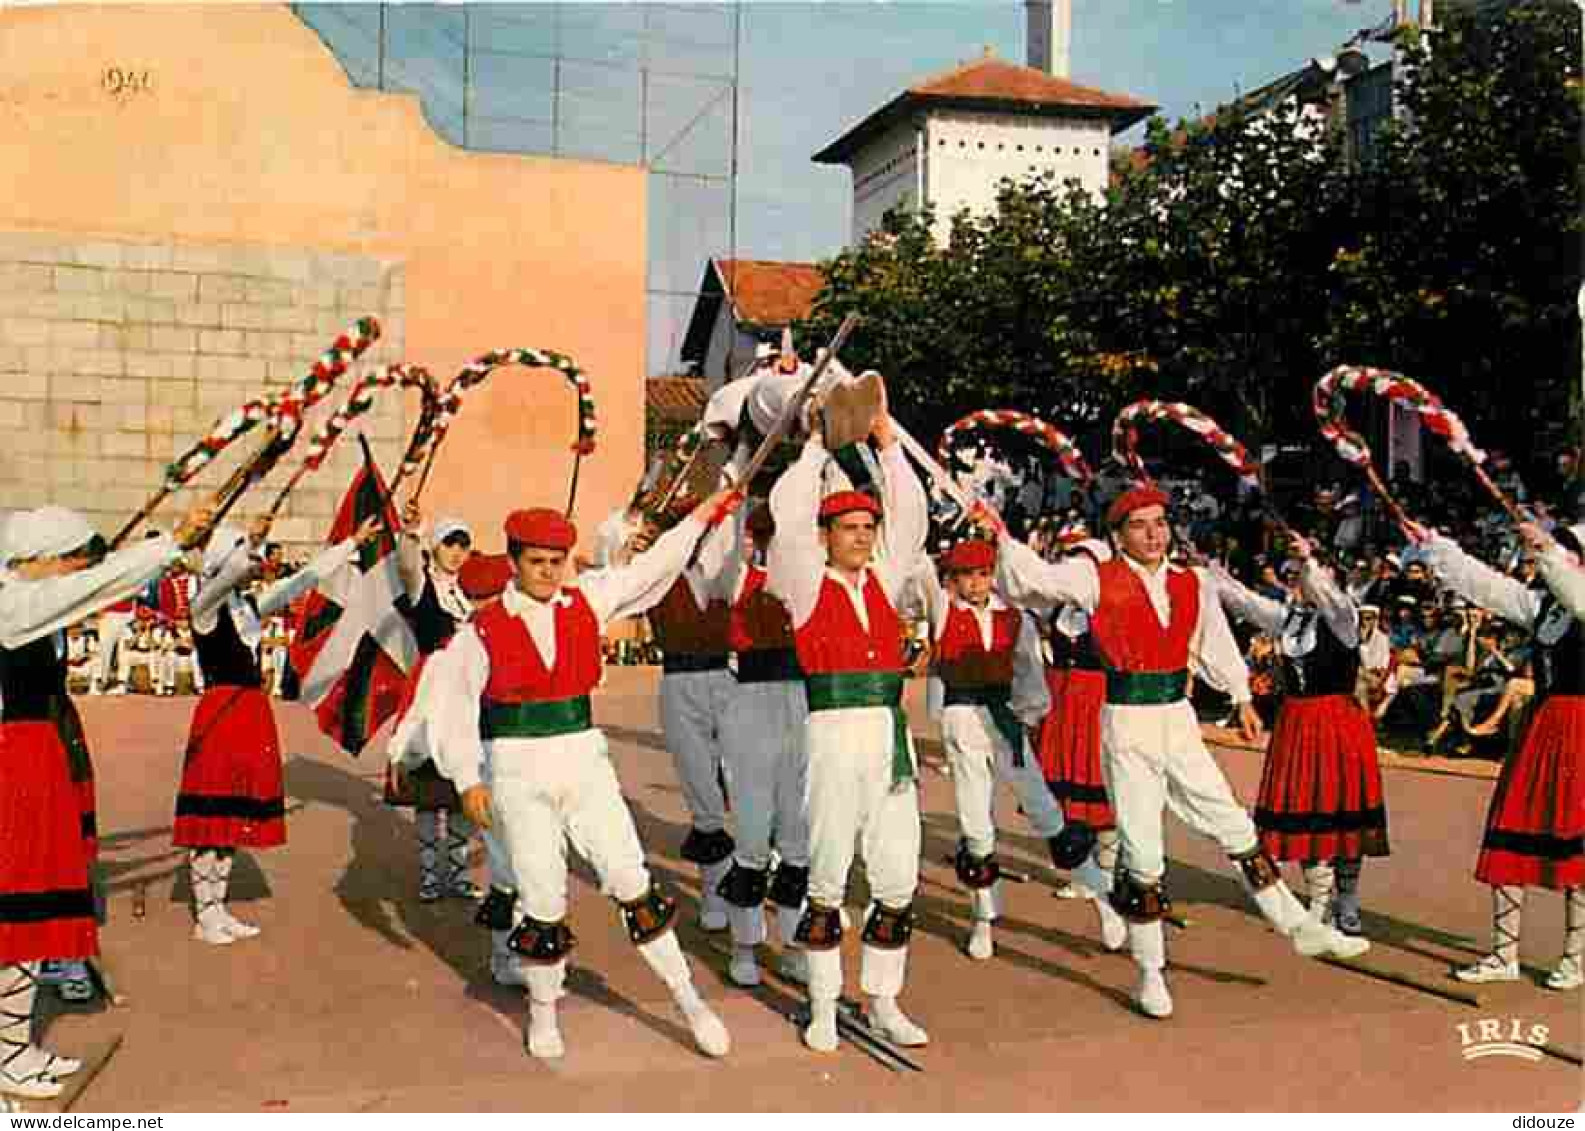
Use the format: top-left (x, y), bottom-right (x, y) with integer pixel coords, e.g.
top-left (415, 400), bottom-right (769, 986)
top-left (766, 377), bottom-right (932, 1053)
top-left (717, 503), bottom-right (811, 987)
top-left (1212, 532), bottom-right (1389, 937)
top-left (388, 508), bottom-right (481, 904)
top-left (179, 514), bottom-right (379, 945)
top-left (0, 503), bottom-right (209, 1098)
top-left (428, 496), bottom-right (739, 1060)
top-left (926, 537), bottom-right (1126, 959)
top-left (994, 485), bottom-right (1368, 1020)
top-left (1411, 519), bottom-right (1584, 990)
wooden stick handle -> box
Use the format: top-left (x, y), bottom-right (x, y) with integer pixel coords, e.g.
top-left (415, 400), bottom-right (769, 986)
top-left (738, 313), bottom-right (861, 488)
top-left (1468, 463), bottom-right (1531, 527)
top-left (1362, 464), bottom-right (1416, 535)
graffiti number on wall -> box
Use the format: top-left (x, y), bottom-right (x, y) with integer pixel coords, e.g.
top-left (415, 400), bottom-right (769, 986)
top-left (102, 68), bottom-right (153, 97)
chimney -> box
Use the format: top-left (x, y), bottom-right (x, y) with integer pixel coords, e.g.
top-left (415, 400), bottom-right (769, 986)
top-left (1025, 0), bottom-right (1071, 78)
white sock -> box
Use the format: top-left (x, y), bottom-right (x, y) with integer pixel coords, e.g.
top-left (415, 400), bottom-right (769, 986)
top-left (1302, 861), bottom-right (1336, 924)
top-left (416, 811), bottom-right (440, 892)
top-left (1565, 888), bottom-right (1583, 965)
top-left (1492, 884), bottom-right (1524, 966)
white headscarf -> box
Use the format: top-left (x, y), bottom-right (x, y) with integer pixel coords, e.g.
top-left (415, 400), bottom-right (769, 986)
top-left (197, 524), bottom-right (263, 649)
top-left (1, 506), bottom-right (99, 565)
top-left (431, 516), bottom-right (472, 549)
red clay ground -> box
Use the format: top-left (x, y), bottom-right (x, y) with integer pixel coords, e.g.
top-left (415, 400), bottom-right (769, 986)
top-left (41, 668), bottom-right (1582, 1112)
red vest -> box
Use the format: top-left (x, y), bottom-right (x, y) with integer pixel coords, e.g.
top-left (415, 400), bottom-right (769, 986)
top-left (935, 604), bottom-right (1020, 688)
top-left (1089, 559), bottom-right (1199, 673)
top-left (474, 589), bottom-right (601, 703)
top-left (729, 566), bottom-right (795, 653)
top-left (649, 576), bottom-right (731, 657)
top-left (793, 571), bottom-right (905, 675)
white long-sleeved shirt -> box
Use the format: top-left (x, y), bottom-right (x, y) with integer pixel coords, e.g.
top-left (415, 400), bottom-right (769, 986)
top-left (0, 534), bottom-right (180, 651)
top-left (1212, 559), bottom-right (1359, 649)
top-left (1421, 535), bottom-right (1543, 629)
top-left (191, 537), bottom-right (359, 638)
top-left (997, 537), bottom-right (1253, 704)
top-left (765, 438), bottom-right (928, 629)
top-left (427, 516), bottom-right (709, 793)
top-left (1535, 544), bottom-right (1585, 621)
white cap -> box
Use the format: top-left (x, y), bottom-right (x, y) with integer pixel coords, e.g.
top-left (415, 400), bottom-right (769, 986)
top-left (1, 506), bottom-right (99, 565)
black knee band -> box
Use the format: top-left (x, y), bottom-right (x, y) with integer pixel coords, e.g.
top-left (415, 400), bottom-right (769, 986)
top-left (507, 915), bottom-right (577, 963)
top-left (1233, 848), bottom-right (1281, 892)
top-left (680, 827), bottom-right (735, 866)
top-left (618, 885), bottom-right (677, 945)
top-left (1109, 873), bottom-right (1171, 923)
top-left (862, 902), bottom-right (914, 950)
top-left (1048, 822), bottom-right (1097, 870)
top-left (954, 841), bottom-right (1000, 891)
top-left (474, 886), bottom-right (517, 931)
top-left (716, 862), bottom-right (770, 909)
top-left (768, 862), bottom-right (809, 910)
top-left (794, 903), bottom-right (843, 951)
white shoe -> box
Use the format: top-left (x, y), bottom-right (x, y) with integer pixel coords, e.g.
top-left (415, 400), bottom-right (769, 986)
top-left (1292, 918), bottom-right (1370, 960)
top-left (869, 999), bottom-right (929, 1047)
top-left (525, 1003), bottom-right (565, 1059)
top-left (803, 1000), bottom-right (838, 1053)
top-left (0, 1052), bottom-right (64, 1100)
top-left (728, 947), bottom-right (761, 988)
top-left (192, 918), bottom-right (236, 946)
top-left (1136, 969), bottom-right (1173, 1018)
top-left (1454, 954), bottom-right (1520, 984)
top-left (681, 1001), bottom-right (730, 1058)
top-left (1093, 897), bottom-right (1128, 952)
top-left (42, 1051), bottom-right (81, 1077)
top-left (1545, 956), bottom-right (1583, 991)
top-left (491, 957), bottom-right (529, 988)
top-left (776, 949), bottom-right (809, 986)
top-left (221, 911), bottom-right (261, 940)
top-left (966, 920), bottom-right (994, 961)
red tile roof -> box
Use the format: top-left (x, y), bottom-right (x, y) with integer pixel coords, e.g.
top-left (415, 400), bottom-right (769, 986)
top-left (715, 259), bottom-right (825, 327)
top-left (647, 376), bottom-right (707, 423)
top-left (814, 54), bottom-right (1156, 165)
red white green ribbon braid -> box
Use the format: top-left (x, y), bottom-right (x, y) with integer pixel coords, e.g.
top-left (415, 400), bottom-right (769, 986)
top-left (1312, 365), bottom-right (1485, 470)
top-left (938, 409), bottom-right (1094, 485)
top-left (267, 363), bottom-right (436, 515)
top-left (413, 347), bottom-right (596, 511)
top-left (162, 316), bottom-right (382, 491)
top-left (1112, 400), bottom-right (1263, 494)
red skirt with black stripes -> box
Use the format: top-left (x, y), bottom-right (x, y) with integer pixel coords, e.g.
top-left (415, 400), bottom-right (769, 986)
top-left (1038, 667), bottom-right (1115, 830)
top-left (1475, 695), bottom-right (1584, 890)
top-left (0, 722), bottom-right (98, 962)
top-left (1255, 693), bottom-right (1390, 862)
top-left (173, 686), bottom-right (286, 849)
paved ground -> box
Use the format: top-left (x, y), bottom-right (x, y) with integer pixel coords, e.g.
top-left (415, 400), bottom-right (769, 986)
top-left (37, 669), bottom-right (1582, 1111)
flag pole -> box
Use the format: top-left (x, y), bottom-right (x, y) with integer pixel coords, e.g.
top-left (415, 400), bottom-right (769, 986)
top-left (356, 432), bottom-right (400, 546)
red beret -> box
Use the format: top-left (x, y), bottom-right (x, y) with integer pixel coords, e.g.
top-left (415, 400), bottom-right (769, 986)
top-left (818, 490), bottom-right (881, 522)
top-left (457, 552), bottom-right (515, 601)
top-left (1106, 485), bottom-right (1169, 527)
top-left (942, 539), bottom-right (996, 573)
top-left (504, 508), bottom-right (577, 551)
top-left (746, 504), bottom-right (775, 537)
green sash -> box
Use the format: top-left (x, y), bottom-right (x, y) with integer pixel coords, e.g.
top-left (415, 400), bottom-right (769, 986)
top-left (803, 671), bottom-right (914, 786)
top-left (1103, 670), bottom-right (1189, 706)
top-left (481, 696), bottom-right (593, 740)
top-left (943, 683), bottom-right (1026, 767)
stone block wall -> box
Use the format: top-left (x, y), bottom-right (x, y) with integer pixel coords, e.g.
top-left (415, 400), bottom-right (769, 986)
top-left (0, 230), bottom-right (410, 556)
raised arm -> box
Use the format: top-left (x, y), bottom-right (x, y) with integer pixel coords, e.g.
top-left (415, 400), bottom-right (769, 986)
top-left (0, 535), bottom-right (180, 649)
top-left (874, 440), bottom-right (928, 604)
top-left (1190, 568), bottom-right (1253, 705)
top-left (1208, 562), bottom-right (1285, 635)
top-left (766, 439), bottom-right (828, 627)
top-left (1299, 558), bottom-right (1359, 648)
top-left (1422, 534), bottom-right (1541, 628)
top-left (256, 538), bottom-right (360, 618)
top-left (579, 508), bottom-right (727, 629)
top-left (995, 537), bottom-right (1099, 615)
top-left (190, 537), bottom-right (259, 635)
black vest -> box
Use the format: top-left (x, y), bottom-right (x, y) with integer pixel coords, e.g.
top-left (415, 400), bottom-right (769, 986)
top-left (1277, 607), bottom-right (1360, 699)
top-left (397, 575), bottom-right (460, 657)
top-left (0, 633), bottom-right (67, 722)
top-left (1533, 594), bottom-right (1585, 700)
top-left (1047, 611), bottom-right (1104, 672)
top-left (195, 602), bottom-right (262, 688)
